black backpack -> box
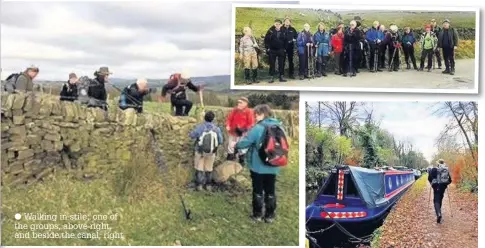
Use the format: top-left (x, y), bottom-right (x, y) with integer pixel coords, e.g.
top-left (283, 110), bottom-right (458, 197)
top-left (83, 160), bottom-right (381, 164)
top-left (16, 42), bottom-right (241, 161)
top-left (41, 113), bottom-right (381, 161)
top-left (3, 72), bottom-right (22, 93)
top-left (197, 127), bottom-right (219, 154)
top-left (258, 124), bottom-right (289, 167)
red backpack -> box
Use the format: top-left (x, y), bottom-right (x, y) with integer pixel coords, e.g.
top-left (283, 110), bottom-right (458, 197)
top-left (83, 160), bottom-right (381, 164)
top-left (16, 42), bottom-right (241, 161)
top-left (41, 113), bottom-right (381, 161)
top-left (258, 124), bottom-right (289, 167)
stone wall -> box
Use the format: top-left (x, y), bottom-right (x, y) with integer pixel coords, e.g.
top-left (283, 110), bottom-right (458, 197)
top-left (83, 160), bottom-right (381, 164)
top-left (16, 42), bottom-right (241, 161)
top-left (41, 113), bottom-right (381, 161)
top-left (1, 93), bottom-right (298, 187)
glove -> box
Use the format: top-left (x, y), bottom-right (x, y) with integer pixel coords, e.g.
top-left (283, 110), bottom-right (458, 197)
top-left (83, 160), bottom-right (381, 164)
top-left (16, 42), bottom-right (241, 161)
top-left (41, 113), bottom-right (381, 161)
top-left (235, 127), bottom-right (246, 137)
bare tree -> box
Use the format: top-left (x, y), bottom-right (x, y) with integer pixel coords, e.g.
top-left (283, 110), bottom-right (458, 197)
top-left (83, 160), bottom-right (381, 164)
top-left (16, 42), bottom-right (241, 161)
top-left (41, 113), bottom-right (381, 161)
top-left (319, 101), bottom-right (366, 137)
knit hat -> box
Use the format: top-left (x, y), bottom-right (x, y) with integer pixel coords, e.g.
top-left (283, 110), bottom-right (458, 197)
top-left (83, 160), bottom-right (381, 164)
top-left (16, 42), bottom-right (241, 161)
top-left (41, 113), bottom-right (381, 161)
top-left (69, 72), bottom-right (77, 79)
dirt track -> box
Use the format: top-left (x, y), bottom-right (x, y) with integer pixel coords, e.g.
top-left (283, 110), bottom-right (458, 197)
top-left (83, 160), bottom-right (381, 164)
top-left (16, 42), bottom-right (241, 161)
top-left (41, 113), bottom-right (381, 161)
top-left (256, 59), bottom-right (475, 90)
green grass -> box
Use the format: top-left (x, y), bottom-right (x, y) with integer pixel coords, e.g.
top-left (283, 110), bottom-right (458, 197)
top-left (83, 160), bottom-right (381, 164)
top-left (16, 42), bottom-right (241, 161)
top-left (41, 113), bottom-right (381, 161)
top-left (1, 132), bottom-right (299, 245)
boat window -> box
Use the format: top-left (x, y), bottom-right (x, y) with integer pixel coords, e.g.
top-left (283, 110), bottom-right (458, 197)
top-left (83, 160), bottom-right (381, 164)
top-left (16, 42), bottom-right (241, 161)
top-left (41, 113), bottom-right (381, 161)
top-left (322, 174), bottom-right (337, 195)
top-left (345, 174), bottom-right (359, 197)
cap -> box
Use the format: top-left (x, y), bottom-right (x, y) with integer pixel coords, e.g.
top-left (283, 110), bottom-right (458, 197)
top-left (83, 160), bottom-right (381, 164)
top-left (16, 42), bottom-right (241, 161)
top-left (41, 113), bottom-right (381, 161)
top-left (443, 19), bottom-right (450, 24)
top-left (27, 64), bottom-right (39, 72)
top-left (438, 159), bottom-right (445, 163)
top-left (238, 97), bottom-right (249, 103)
top-left (69, 72), bottom-right (77, 79)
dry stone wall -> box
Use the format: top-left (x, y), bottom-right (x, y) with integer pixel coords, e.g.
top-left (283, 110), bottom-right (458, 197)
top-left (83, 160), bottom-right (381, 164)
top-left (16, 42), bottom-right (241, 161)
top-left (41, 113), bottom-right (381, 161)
top-left (1, 93), bottom-right (298, 187)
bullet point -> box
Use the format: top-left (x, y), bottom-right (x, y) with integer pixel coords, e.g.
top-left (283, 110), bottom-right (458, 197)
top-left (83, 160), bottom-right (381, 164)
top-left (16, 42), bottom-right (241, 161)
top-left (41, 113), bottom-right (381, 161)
top-left (15, 213), bottom-right (21, 220)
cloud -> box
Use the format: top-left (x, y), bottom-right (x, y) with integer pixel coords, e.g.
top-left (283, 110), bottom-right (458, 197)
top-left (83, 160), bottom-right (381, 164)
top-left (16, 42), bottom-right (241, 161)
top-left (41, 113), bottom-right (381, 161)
top-left (0, 1), bottom-right (238, 80)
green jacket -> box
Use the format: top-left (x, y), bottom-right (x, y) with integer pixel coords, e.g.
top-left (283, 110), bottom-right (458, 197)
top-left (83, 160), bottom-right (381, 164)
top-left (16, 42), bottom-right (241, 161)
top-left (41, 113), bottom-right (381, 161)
top-left (15, 72), bottom-right (34, 92)
top-left (420, 31), bottom-right (437, 50)
top-left (437, 27), bottom-right (459, 48)
top-left (235, 117), bottom-right (284, 175)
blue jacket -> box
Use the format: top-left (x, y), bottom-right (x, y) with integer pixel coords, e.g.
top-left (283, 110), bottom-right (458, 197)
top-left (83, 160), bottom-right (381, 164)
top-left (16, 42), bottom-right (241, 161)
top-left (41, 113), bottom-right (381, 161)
top-left (402, 32), bottom-right (416, 46)
top-left (366, 27), bottom-right (384, 45)
top-left (235, 118), bottom-right (284, 175)
top-left (297, 31), bottom-right (314, 55)
top-left (314, 31), bottom-right (331, 56)
top-left (189, 121), bottom-right (223, 145)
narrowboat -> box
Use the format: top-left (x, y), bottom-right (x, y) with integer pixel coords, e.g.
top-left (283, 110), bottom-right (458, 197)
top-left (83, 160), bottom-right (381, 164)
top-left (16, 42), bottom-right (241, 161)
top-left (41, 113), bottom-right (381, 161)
top-left (306, 165), bottom-right (415, 243)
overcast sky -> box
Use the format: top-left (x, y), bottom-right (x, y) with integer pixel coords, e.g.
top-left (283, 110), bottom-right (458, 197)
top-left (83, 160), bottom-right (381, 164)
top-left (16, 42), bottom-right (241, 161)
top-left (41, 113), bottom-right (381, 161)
top-left (0, 1), bottom-right (294, 80)
top-left (309, 102), bottom-right (450, 162)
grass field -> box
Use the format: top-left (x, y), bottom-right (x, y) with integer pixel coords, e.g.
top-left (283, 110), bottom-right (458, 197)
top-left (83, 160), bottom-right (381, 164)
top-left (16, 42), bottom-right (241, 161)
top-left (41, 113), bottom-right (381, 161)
top-left (235, 8), bottom-right (476, 37)
top-left (1, 102), bottom-right (299, 246)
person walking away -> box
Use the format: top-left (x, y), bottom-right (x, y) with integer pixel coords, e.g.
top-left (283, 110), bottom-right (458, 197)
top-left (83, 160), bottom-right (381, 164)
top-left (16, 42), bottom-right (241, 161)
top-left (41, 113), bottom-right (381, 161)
top-left (282, 17), bottom-right (298, 79)
top-left (264, 19), bottom-right (287, 83)
top-left (384, 24), bottom-right (402, 72)
top-left (428, 159), bottom-right (452, 223)
top-left (430, 18), bottom-right (443, 69)
top-left (314, 22), bottom-right (331, 77)
top-left (239, 27), bottom-right (260, 84)
top-left (87, 66), bottom-right (111, 110)
top-left (378, 25), bottom-right (388, 69)
top-left (119, 78), bottom-right (150, 113)
top-left (366, 21), bottom-right (384, 72)
top-left (402, 27), bottom-right (418, 70)
top-left (161, 72), bottom-right (203, 116)
top-left (419, 25), bottom-right (438, 72)
top-left (60, 73), bottom-right (79, 101)
top-left (297, 23), bottom-right (314, 80)
top-left (225, 97), bottom-right (255, 163)
top-left (437, 19), bottom-right (459, 75)
top-left (235, 104), bottom-right (287, 223)
top-left (189, 111), bottom-right (223, 191)
top-left (4, 65), bottom-right (39, 93)
top-left (343, 20), bottom-right (361, 77)
top-left (330, 25), bottom-right (345, 75)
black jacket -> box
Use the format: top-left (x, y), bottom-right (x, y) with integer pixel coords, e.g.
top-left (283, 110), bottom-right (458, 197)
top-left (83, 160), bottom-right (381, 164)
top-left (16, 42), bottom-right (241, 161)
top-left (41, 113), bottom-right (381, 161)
top-left (119, 83), bottom-right (148, 113)
top-left (344, 28), bottom-right (362, 51)
top-left (437, 27), bottom-right (459, 48)
top-left (60, 81), bottom-right (78, 102)
top-left (87, 77), bottom-right (107, 109)
top-left (282, 25), bottom-right (297, 49)
top-left (162, 78), bottom-right (199, 102)
top-left (264, 26), bottom-right (287, 51)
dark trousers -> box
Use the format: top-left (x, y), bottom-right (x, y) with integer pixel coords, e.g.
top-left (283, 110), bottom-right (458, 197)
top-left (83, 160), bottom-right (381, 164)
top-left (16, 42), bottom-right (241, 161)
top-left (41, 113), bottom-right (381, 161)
top-left (403, 45), bottom-right (417, 68)
top-left (434, 49), bottom-right (442, 67)
top-left (172, 99), bottom-right (193, 116)
top-left (269, 49), bottom-right (285, 77)
top-left (369, 45), bottom-right (379, 70)
top-left (442, 47), bottom-right (455, 71)
top-left (344, 49), bottom-right (359, 74)
top-left (334, 52), bottom-right (344, 73)
top-left (316, 55), bottom-right (328, 75)
top-left (251, 170), bottom-right (276, 218)
top-left (298, 48), bottom-right (311, 76)
top-left (432, 184), bottom-right (447, 217)
top-left (420, 49), bottom-right (434, 69)
top-left (284, 46), bottom-right (295, 76)
top-left (388, 47), bottom-right (400, 70)
top-left (378, 45), bottom-right (387, 68)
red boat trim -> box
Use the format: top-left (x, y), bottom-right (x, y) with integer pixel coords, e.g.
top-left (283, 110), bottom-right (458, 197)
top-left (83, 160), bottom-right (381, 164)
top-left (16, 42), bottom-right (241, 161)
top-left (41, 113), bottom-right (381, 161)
top-left (385, 180), bottom-right (414, 199)
top-left (320, 211), bottom-right (367, 219)
top-left (336, 170), bottom-right (344, 200)
top-left (323, 203), bottom-right (346, 208)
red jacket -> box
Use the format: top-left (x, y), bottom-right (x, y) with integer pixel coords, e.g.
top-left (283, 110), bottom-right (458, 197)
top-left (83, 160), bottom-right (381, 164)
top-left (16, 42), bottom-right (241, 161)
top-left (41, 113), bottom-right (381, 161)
top-left (331, 33), bottom-right (344, 53)
top-left (226, 107), bottom-right (255, 136)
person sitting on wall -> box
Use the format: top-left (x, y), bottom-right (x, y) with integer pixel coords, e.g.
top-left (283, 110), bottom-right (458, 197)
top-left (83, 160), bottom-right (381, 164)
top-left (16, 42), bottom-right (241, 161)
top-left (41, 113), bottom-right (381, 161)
top-left (119, 78), bottom-right (150, 113)
top-left (60, 73), bottom-right (79, 102)
top-left (160, 71), bottom-right (203, 116)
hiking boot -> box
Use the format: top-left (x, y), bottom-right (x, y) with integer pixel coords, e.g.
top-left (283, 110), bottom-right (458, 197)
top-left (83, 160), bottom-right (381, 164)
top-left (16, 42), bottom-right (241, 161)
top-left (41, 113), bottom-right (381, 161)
top-left (427, 68), bottom-right (432, 72)
top-left (355, 68), bottom-right (359, 73)
top-left (205, 184), bottom-right (213, 192)
top-left (315, 72), bottom-right (322, 77)
top-left (450, 69), bottom-right (455, 75)
top-left (264, 217), bottom-right (274, 224)
top-left (268, 77), bottom-right (275, 83)
top-left (251, 69), bottom-right (259, 83)
top-left (406, 64), bottom-right (411, 70)
top-left (196, 185), bottom-right (203, 191)
top-left (344, 73), bottom-right (349, 77)
top-left (370, 69), bottom-right (375, 73)
top-left (377, 68), bottom-right (383, 72)
top-left (244, 69), bottom-right (251, 84)
top-left (299, 75), bottom-right (304, 80)
top-left (279, 76), bottom-right (287, 82)
top-left (437, 215), bottom-right (442, 224)
top-left (322, 72), bottom-right (327, 77)
top-left (442, 69), bottom-right (450, 74)
top-left (335, 71), bottom-right (342, 75)
top-left (251, 215), bottom-right (263, 222)
top-left (289, 75), bottom-right (295, 79)
top-left (393, 67), bottom-right (399, 72)
top-left (351, 72), bottom-right (356, 77)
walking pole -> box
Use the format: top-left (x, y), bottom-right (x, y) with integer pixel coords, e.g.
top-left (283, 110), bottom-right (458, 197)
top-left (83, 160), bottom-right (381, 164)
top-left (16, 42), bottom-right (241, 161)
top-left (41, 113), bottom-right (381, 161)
top-left (388, 45), bottom-right (397, 71)
top-left (428, 186), bottom-right (431, 209)
top-left (447, 189), bottom-right (453, 218)
top-left (433, 50), bottom-right (436, 69)
top-left (307, 45), bottom-right (311, 80)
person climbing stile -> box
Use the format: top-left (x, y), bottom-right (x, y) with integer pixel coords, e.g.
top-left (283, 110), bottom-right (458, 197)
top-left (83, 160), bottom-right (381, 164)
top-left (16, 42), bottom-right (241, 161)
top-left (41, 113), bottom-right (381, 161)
top-left (189, 111), bottom-right (223, 191)
top-left (225, 97), bottom-right (255, 164)
top-left (160, 71), bottom-right (203, 116)
top-left (428, 159), bottom-right (452, 224)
